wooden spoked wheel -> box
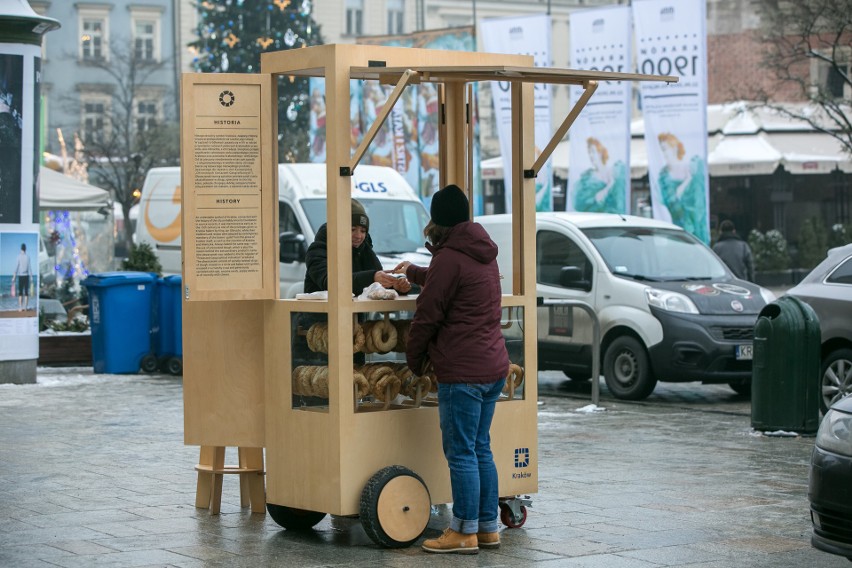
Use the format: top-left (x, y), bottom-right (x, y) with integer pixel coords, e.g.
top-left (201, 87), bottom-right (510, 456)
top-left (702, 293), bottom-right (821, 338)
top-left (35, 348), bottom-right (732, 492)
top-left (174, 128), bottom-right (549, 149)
top-left (360, 465), bottom-right (431, 548)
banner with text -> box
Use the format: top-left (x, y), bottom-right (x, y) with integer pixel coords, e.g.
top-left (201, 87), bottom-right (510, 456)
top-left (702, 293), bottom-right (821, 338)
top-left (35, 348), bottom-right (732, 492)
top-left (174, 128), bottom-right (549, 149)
top-left (481, 14), bottom-right (553, 212)
top-left (632, 0), bottom-right (710, 243)
top-left (567, 6), bottom-right (632, 214)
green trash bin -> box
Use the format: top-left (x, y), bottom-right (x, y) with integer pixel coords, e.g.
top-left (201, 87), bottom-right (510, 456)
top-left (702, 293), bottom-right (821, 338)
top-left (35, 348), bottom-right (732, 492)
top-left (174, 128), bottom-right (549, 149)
top-left (751, 295), bottom-right (821, 434)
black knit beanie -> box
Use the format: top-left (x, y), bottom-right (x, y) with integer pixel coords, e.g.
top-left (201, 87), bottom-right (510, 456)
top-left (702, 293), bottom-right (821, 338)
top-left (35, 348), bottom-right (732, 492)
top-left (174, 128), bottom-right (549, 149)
top-left (430, 184), bottom-right (469, 227)
top-left (352, 199), bottom-right (369, 231)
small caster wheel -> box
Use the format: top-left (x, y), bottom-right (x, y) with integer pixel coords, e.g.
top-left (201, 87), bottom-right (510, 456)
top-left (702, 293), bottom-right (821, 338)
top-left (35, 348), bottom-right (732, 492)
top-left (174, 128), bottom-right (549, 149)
top-left (140, 353), bottom-right (159, 373)
top-left (166, 356), bottom-right (183, 375)
top-left (360, 465), bottom-right (431, 548)
top-left (499, 502), bottom-right (528, 528)
top-left (267, 503), bottom-right (326, 530)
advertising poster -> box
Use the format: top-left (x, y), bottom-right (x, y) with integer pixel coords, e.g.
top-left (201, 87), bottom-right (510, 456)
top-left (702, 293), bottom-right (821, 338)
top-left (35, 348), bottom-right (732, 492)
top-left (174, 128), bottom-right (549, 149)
top-left (0, 54), bottom-right (24, 225)
top-left (567, 6), bottom-right (632, 214)
top-left (633, 0), bottom-right (710, 243)
top-left (481, 14), bottom-right (553, 212)
top-left (0, 231), bottom-right (39, 356)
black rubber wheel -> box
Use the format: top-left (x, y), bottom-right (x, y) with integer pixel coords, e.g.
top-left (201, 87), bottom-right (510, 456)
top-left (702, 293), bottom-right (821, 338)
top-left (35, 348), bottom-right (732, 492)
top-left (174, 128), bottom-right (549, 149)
top-left (360, 465), bottom-right (431, 548)
top-left (267, 503), bottom-right (326, 530)
top-left (603, 336), bottom-right (657, 400)
top-left (499, 504), bottom-right (527, 528)
top-left (140, 353), bottom-right (159, 374)
top-left (728, 379), bottom-right (751, 396)
top-left (820, 347), bottom-right (852, 414)
top-left (166, 356), bottom-right (183, 376)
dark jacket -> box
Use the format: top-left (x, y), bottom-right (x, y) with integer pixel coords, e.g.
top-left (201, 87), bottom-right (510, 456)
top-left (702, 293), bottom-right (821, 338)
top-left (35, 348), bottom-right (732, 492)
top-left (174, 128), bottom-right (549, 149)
top-left (404, 221), bottom-right (509, 384)
top-left (712, 233), bottom-right (755, 281)
top-left (304, 224), bottom-right (382, 295)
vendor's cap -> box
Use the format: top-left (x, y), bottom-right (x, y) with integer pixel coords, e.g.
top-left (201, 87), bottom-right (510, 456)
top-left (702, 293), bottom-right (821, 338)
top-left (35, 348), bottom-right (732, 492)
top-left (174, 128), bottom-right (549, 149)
top-left (352, 198), bottom-right (369, 230)
top-left (431, 184), bottom-right (469, 227)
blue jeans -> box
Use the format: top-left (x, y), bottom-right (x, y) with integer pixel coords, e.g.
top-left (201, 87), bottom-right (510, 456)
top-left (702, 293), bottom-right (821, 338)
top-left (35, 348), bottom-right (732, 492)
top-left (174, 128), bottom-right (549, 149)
top-left (437, 378), bottom-right (506, 535)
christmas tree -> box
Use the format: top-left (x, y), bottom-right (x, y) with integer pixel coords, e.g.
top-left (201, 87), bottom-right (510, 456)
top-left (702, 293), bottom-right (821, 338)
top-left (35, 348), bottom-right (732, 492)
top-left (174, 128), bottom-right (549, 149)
top-left (191, 0), bottom-right (324, 162)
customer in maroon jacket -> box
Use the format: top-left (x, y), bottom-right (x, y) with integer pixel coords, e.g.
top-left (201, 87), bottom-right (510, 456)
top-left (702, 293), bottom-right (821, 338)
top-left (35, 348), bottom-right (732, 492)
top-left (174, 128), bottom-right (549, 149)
top-left (394, 184), bottom-right (509, 555)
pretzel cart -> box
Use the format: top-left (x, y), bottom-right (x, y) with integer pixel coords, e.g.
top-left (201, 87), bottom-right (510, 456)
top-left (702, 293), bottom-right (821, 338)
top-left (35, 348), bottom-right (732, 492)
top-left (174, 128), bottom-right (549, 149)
top-left (179, 44), bottom-right (675, 548)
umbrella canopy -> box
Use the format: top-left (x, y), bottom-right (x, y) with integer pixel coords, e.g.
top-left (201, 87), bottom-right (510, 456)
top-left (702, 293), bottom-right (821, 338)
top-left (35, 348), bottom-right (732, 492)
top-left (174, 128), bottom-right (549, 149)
top-left (39, 166), bottom-right (111, 211)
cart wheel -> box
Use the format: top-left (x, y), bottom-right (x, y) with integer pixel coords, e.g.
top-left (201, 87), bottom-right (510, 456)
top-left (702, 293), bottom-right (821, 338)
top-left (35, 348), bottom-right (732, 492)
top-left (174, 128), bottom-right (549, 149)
top-left (140, 354), bottom-right (159, 374)
top-left (360, 465), bottom-right (431, 548)
top-left (500, 503), bottom-right (527, 528)
top-left (166, 356), bottom-right (183, 376)
top-left (267, 503), bottom-right (326, 530)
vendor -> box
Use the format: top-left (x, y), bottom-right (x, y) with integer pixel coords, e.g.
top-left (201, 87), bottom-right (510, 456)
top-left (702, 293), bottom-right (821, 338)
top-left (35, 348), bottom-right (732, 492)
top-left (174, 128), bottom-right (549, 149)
top-left (304, 199), bottom-right (411, 296)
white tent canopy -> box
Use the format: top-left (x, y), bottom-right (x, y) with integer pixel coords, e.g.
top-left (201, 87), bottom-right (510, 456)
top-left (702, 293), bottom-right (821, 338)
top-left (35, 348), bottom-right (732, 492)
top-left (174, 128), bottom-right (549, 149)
top-left (39, 166), bottom-right (111, 211)
top-left (481, 102), bottom-right (852, 180)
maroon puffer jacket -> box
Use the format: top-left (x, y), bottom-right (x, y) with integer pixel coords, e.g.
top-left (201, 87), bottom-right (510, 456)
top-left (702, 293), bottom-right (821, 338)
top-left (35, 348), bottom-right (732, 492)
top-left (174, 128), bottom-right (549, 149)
top-left (405, 221), bottom-right (509, 384)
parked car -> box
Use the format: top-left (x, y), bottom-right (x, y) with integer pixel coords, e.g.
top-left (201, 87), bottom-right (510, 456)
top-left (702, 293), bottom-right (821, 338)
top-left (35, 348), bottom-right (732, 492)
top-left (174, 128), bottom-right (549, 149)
top-left (476, 212), bottom-right (776, 400)
top-left (786, 243), bottom-right (852, 413)
top-left (809, 393), bottom-right (852, 562)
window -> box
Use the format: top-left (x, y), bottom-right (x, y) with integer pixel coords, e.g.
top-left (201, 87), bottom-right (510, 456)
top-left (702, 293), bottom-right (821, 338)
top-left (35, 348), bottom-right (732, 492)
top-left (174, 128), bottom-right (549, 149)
top-left (136, 100), bottom-right (157, 132)
top-left (279, 202), bottom-right (302, 235)
top-left (387, 0), bottom-right (403, 35)
top-left (81, 95), bottom-right (110, 144)
top-left (78, 4), bottom-right (110, 62)
top-left (827, 256), bottom-right (852, 285)
top-left (814, 48), bottom-right (850, 99)
top-left (130, 7), bottom-right (163, 62)
top-left (346, 0), bottom-right (364, 36)
top-left (536, 230), bottom-right (591, 287)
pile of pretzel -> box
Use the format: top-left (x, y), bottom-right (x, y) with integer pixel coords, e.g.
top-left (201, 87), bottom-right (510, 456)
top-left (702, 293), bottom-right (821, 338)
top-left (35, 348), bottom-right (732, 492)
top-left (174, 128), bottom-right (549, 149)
top-left (306, 318), bottom-right (413, 355)
top-left (291, 363), bottom-right (434, 402)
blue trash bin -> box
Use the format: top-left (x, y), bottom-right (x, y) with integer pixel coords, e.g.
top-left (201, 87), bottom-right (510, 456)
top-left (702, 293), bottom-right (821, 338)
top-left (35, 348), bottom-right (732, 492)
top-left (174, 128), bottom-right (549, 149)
top-left (156, 275), bottom-right (183, 375)
top-left (82, 271), bottom-right (157, 374)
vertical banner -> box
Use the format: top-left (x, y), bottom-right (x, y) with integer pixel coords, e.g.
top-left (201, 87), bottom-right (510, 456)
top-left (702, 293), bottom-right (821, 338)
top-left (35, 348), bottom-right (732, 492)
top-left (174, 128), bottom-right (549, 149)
top-left (567, 6), bottom-right (632, 214)
top-left (633, 0), bottom-right (709, 243)
top-left (481, 14), bottom-right (553, 212)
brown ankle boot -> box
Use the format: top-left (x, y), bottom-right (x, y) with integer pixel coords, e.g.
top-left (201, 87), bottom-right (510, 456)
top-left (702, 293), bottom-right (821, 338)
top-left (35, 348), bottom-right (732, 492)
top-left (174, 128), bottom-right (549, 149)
top-left (422, 528), bottom-right (479, 554)
top-left (476, 531), bottom-right (500, 549)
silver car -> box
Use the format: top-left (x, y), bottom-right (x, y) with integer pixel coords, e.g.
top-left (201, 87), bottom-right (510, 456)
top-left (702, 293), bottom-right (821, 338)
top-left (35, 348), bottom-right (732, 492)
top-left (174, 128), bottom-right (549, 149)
top-left (787, 243), bottom-right (852, 413)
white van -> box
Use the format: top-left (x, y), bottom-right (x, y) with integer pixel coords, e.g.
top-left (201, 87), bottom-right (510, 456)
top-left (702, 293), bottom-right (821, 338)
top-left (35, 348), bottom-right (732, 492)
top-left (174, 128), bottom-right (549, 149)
top-left (136, 164), bottom-right (431, 298)
top-left (476, 212), bottom-right (777, 401)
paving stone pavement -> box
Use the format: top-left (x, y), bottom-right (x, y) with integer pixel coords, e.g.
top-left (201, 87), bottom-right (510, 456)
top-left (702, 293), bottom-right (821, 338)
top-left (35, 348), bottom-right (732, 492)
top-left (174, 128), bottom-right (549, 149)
top-left (0, 367), bottom-right (847, 567)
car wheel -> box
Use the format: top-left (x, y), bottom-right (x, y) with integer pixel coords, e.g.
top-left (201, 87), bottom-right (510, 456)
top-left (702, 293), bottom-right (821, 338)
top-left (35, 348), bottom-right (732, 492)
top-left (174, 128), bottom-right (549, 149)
top-left (820, 347), bottom-right (852, 414)
top-left (728, 379), bottom-right (751, 396)
top-left (603, 336), bottom-right (657, 400)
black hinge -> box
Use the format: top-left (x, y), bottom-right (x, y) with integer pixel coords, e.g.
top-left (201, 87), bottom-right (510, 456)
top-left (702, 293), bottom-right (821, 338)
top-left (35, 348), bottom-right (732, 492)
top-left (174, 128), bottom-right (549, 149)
top-left (368, 60), bottom-right (386, 67)
top-left (340, 166), bottom-right (352, 176)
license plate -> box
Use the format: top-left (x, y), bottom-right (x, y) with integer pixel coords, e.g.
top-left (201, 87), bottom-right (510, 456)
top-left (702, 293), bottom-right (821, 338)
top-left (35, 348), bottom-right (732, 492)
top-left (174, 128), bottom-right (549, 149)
top-left (736, 344), bottom-right (753, 360)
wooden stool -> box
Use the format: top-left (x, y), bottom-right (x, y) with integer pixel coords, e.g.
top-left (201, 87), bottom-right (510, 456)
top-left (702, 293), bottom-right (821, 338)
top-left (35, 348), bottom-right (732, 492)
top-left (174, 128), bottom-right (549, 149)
top-left (195, 446), bottom-right (265, 515)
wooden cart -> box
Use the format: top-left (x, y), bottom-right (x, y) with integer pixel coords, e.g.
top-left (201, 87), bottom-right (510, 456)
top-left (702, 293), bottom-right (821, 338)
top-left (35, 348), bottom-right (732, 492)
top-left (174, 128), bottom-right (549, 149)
top-left (179, 44), bottom-right (675, 547)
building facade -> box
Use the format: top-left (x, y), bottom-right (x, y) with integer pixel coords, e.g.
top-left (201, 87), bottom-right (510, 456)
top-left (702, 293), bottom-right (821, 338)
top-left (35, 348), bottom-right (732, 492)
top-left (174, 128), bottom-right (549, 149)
top-left (30, 0), bottom-right (179, 158)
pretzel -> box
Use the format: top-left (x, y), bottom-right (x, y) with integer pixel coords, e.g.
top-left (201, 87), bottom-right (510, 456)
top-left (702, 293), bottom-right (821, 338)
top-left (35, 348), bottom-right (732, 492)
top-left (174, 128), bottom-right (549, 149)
top-left (353, 322), bottom-right (365, 353)
top-left (504, 363), bottom-right (524, 393)
top-left (306, 323), bottom-right (329, 353)
top-left (373, 368), bottom-right (401, 402)
top-left (311, 366), bottom-right (329, 399)
top-left (353, 372), bottom-right (370, 399)
top-left (370, 314), bottom-right (398, 354)
top-left (362, 322), bottom-right (376, 353)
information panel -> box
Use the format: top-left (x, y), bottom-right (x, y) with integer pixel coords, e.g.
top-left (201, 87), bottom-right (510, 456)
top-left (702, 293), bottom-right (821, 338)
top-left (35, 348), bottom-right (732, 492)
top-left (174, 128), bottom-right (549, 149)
top-left (180, 74), bottom-right (277, 301)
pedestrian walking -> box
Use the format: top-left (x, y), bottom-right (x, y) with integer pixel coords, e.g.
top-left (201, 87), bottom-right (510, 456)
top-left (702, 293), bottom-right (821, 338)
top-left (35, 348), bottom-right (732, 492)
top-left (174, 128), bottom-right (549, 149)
top-left (394, 184), bottom-right (509, 555)
top-left (712, 220), bottom-right (754, 281)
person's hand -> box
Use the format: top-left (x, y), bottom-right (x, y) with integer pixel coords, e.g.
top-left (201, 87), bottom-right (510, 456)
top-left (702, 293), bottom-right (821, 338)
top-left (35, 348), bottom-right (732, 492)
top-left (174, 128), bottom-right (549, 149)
top-left (373, 270), bottom-right (397, 288)
top-left (393, 261), bottom-right (412, 275)
top-left (393, 276), bottom-right (412, 294)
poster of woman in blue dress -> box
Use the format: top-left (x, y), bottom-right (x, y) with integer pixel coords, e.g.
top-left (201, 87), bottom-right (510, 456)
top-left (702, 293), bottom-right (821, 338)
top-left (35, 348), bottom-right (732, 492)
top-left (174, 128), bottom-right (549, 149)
top-left (656, 132), bottom-right (709, 243)
top-left (572, 137), bottom-right (627, 214)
